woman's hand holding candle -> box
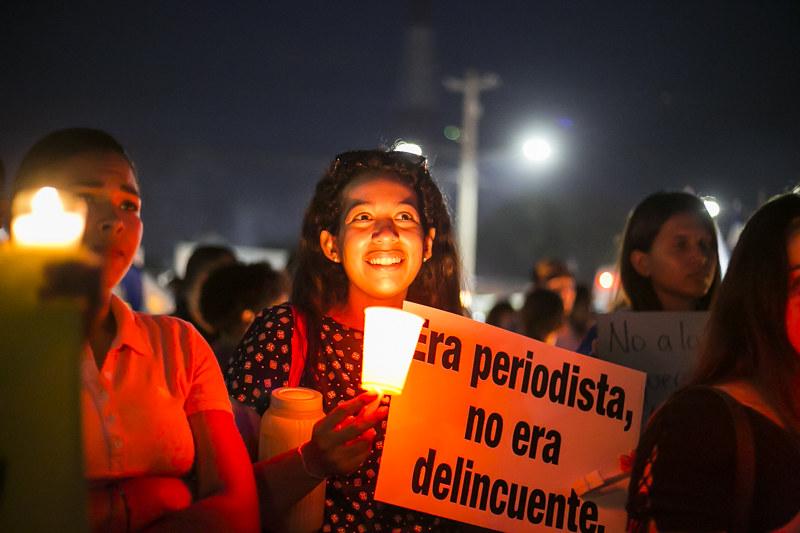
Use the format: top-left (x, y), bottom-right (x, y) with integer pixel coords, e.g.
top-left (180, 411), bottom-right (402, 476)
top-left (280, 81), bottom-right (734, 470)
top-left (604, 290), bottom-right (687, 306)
top-left (299, 392), bottom-right (388, 478)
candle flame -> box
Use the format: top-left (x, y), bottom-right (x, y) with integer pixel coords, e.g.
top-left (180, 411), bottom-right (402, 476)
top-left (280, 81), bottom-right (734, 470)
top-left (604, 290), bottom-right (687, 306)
top-left (12, 187), bottom-right (86, 248)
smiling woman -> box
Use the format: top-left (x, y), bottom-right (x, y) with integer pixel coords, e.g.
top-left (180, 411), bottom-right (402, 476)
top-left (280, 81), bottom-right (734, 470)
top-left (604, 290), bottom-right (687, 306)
top-left (11, 129), bottom-right (258, 532)
top-left (226, 149), bottom-right (472, 531)
top-left (319, 174), bottom-right (435, 316)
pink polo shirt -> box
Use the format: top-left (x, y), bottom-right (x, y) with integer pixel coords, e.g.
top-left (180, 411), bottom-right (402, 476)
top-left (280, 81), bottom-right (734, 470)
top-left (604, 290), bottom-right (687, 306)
top-left (82, 295), bottom-right (232, 480)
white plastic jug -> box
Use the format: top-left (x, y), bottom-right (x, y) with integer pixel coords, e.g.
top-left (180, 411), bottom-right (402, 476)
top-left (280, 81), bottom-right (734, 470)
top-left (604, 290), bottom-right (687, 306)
top-left (259, 387), bottom-right (326, 533)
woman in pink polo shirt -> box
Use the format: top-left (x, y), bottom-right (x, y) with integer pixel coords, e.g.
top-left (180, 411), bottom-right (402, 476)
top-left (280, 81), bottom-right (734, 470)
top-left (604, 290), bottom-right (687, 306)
top-left (11, 129), bottom-right (258, 532)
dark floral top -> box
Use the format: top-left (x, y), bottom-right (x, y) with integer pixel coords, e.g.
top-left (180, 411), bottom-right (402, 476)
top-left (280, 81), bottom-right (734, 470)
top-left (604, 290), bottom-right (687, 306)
top-left (226, 304), bottom-right (470, 533)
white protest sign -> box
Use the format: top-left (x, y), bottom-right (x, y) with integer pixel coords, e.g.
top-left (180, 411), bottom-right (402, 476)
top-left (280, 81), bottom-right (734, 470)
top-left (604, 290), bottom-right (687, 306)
top-left (374, 302), bottom-right (646, 532)
top-left (596, 311), bottom-right (708, 423)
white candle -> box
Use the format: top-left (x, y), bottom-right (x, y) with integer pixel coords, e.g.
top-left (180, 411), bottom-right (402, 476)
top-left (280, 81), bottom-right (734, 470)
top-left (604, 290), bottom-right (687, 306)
top-left (361, 307), bottom-right (424, 395)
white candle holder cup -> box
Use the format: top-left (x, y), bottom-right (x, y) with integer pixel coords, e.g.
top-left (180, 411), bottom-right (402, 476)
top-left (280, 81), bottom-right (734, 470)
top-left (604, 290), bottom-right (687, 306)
top-left (360, 306), bottom-right (424, 397)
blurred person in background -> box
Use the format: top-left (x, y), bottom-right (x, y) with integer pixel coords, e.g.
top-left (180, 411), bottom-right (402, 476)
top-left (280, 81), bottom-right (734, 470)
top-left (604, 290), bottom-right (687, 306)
top-left (520, 288), bottom-right (565, 345)
top-left (485, 299), bottom-right (520, 332)
top-left (570, 283), bottom-right (594, 340)
top-left (531, 258), bottom-right (582, 350)
top-left (171, 244), bottom-right (236, 340)
top-left (578, 191), bottom-right (721, 355)
top-left (199, 261), bottom-right (289, 368)
top-left (617, 192), bottom-right (719, 313)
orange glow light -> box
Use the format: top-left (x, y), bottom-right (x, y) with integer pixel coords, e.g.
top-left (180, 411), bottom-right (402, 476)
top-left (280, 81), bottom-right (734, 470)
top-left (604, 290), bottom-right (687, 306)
top-left (597, 271), bottom-right (615, 290)
top-left (11, 187), bottom-right (85, 248)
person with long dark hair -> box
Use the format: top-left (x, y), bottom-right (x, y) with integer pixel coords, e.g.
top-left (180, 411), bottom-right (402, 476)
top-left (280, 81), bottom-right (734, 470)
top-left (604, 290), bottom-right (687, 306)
top-left (10, 128), bottom-right (258, 532)
top-left (578, 191), bottom-right (721, 354)
top-left (618, 191), bottom-right (720, 312)
top-left (626, 192), bottom-right (800, 531)
top-left (226, 149), bottom-right (467, 531)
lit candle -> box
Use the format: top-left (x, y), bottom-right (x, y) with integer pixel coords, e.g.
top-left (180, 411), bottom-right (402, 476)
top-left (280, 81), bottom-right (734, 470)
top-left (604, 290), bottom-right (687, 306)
top-left (361, 307), bottom-right (425, 396)
top-left (0, 186), bottom-right (91, 531)
top-left (12, 186), bottom-right (85, 248)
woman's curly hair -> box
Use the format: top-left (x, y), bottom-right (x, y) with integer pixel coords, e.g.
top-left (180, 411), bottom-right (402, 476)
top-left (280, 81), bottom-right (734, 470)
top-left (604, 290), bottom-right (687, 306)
top-left (291, 149), bottom-right (463, 344)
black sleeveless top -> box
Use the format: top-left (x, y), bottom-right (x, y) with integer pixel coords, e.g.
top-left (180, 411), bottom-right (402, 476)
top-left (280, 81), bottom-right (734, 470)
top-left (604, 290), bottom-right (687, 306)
top-left (627, 387), bottom-right (800, 532)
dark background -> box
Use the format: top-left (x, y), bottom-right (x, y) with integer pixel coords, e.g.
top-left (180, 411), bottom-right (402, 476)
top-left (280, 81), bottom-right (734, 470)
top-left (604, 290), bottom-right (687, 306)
top-left (2, 1), bottom-right (799, 286)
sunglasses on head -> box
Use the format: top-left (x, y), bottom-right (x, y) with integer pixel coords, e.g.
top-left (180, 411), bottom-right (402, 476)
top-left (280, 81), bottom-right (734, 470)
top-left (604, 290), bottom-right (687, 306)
top-left (332, 149), bottom-right (428, 174)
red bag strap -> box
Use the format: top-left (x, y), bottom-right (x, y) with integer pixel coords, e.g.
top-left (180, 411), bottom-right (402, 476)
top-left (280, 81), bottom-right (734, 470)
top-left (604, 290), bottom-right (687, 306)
top-left (288, 305), bottom-right (308, 387)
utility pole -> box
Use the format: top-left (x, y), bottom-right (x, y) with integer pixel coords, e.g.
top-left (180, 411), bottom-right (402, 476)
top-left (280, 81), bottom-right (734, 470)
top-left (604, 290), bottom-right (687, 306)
top-left (444, 69), bottom-right (499, 294)
top-left (394, 0), bottom-right (440, 151)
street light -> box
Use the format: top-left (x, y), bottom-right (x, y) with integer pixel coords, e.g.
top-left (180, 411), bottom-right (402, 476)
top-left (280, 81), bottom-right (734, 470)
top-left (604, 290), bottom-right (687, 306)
top-left (522, 137), bottom-right (554, 163)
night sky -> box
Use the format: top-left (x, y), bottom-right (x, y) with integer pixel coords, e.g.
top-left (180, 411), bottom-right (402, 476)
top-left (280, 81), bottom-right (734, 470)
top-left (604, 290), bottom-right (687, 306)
top-left (2, 1), bottom-right (799, 287)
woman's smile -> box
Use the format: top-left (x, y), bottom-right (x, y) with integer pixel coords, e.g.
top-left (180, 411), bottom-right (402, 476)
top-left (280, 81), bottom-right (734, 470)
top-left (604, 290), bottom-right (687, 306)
top-left (365, 251), bottom-right (404, 267)
top-left (320, 173), bottom-right (435, 307)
